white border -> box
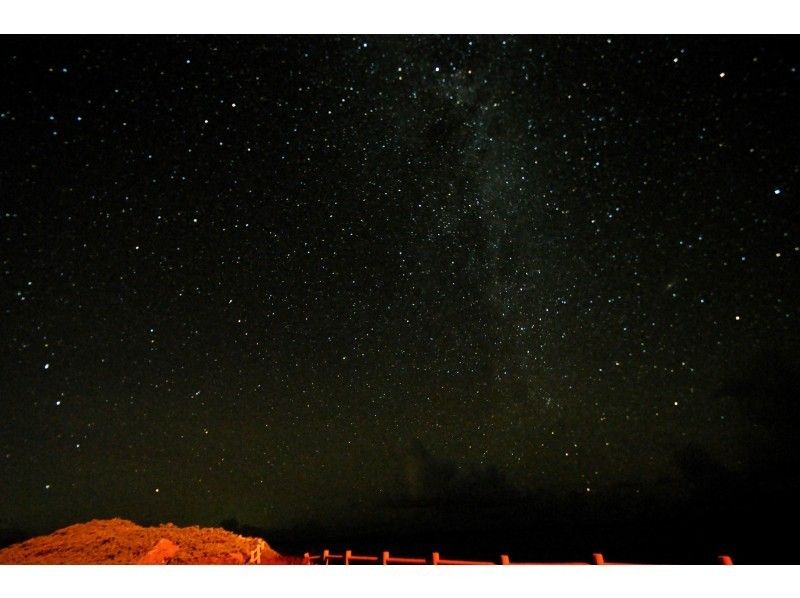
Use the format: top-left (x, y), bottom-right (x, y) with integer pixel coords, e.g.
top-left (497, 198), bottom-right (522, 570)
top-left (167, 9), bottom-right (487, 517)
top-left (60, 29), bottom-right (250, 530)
top-left (2, 565), bottom-right (800, 598)
top-left (0, 0), bottom-right (798, 34)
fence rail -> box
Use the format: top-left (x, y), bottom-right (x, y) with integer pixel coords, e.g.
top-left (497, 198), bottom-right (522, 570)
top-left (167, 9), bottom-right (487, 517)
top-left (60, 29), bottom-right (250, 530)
top-left (301, 550), bottom-right (736, 566)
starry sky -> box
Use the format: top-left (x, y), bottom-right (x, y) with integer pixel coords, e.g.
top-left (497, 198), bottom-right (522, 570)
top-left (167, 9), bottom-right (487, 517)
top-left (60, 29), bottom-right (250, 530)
top-left (1, 35), bottom-right (799, 560)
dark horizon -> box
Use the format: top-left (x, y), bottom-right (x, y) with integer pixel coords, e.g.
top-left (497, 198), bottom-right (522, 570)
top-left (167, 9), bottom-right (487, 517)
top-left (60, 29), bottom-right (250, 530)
top-left (1, 35), bottom-right (798, 564)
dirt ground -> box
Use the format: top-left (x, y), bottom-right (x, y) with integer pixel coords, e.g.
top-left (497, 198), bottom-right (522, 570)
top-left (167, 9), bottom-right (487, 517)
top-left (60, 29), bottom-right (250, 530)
top-left (0, 518), bottom-right (303, 564)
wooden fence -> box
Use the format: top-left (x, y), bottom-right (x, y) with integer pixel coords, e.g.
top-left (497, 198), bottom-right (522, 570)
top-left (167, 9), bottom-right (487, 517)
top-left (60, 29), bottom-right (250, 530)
top-left (301, 549), bottom-right (735, 565)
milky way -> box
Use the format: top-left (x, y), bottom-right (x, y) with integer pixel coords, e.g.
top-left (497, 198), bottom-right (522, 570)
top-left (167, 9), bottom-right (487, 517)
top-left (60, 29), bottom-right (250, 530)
top-left (1, 36), bottom-right (798, 560)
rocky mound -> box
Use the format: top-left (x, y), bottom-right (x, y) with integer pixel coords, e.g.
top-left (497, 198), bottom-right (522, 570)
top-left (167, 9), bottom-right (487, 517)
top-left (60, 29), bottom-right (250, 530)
top-left (0, 518), bottom-right (299, 564)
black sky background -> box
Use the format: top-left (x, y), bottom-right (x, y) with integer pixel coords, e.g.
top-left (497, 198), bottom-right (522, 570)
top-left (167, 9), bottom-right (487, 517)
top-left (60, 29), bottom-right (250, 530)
top-left (1, 35), bottom-right (799, 562)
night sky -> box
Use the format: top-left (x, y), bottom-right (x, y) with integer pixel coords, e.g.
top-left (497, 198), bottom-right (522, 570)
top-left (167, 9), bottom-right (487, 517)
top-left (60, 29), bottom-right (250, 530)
top-left (1, 35), bottom-right (799, 562)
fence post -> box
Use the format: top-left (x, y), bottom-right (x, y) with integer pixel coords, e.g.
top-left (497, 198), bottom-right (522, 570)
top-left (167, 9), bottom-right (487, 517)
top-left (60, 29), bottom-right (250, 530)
top-left (432, 552), bottom-right (440, 565)
top-left (323, 549), bottom-right (330, 565)
top-left (500, 554), bottom-right (510, 565)
top-left (718, 555), bottom-right (733, 565)
top-left (592, 553), bottom-right (605, 565)
top-left (382, 551), bottom-right (390, 565)
top-left (345, 550), bottom-right (351, 565)
top-left (303, 552), bottom-right (311, 565)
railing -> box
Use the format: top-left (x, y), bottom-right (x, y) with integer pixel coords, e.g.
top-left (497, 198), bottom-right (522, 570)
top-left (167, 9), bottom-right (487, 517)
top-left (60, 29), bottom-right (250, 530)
top-left (248, 539), bottom-right (269, 564)
top-left (301, 550), bottom-right (736, 565)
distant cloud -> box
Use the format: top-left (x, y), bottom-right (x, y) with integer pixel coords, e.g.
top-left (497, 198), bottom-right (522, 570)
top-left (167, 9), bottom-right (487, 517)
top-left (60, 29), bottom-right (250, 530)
top-left (386, 441), bottom-right (524, 509)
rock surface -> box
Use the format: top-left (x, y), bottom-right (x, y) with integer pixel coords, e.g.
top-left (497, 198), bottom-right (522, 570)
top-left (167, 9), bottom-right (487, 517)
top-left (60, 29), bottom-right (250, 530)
top-left (0, 518), bottom-right (294, 564)
top-left (138, 537), bottom-right (180, 564)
